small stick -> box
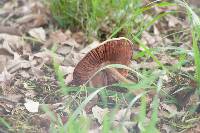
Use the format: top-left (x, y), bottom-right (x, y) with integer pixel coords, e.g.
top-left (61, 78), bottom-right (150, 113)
top-left (0, 25), bottom-right (22, 36)
top-left (0, 96), bottom-right (17, 104)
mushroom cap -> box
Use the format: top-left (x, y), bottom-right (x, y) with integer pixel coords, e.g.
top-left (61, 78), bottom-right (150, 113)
top-left (70, 37), bottom-right (133, 86)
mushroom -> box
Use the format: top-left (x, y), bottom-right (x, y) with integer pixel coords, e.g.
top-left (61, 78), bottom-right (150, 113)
top-left (69, 37), bottom-right (141, 95)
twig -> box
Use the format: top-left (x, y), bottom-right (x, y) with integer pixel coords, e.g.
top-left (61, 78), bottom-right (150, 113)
top-left (0, 25), bottom-right (22, 36)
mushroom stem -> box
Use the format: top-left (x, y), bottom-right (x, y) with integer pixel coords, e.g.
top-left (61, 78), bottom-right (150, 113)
top-left (108, 68), bottom-right (132, 83)
top-left (107, 68), bottom-right (143, 96)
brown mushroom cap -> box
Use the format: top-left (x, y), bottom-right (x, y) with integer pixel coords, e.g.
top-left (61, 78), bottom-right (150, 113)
top-left (70, 37), bottom-right (133, 86)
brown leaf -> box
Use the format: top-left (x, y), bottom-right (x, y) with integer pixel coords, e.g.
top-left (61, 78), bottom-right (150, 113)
top-left (166, 15), bottom-right (187, 28)
top-left (85, 95), bottom-right (99, 113)
top-left (31, 67), bottom-right (45, 78)
top-left (65, 73), bottom-right (73, 85)
top-left (0, 33), bottom-right (25, 52)
top-left (72, 31), bottom-right (86, 44)
top-left (0, 25), bottom-right (23, 36)
top-left (49, 30), bottom-right (71, 44)
top-left (141, 31), bottom-right (162, 47)
top-left (6, 59), bottom-right (31, 73)
top-left (59, 66), bottom-right (74, 76)
top-left (0, 69), bottom-right (12, 82)
top-left (16, 14), bottom-right (47, 28)
top-left (24, 99), bottom-right (39, 113)
top-left (31, 51), bottom-right (52, 67)
top-left (28, 27), bottom-right (46, 42)
top-left (56, 45), bottom-right (72, 55)
top-left (114, 109), bottom-right (131, 122)
top-left (189, 0), bottom-right (200, 7)
top-left (62, 38), bottom-right (81, 49)
top-left (80, 40), bottom-right (100, 54)
top-left (0, 55), bottom-right (12, 73)
top-left (92, 105), bottom-right (108, 124)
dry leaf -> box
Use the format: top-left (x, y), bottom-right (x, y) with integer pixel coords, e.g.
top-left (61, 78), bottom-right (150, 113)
top-left (59, 66), bottom-right (74, 76)
top-left (7, 59), bottom-right (31, 73)
top-left (141, 31), bottom-right (156, 45)
top-left (62, 38), bottom-right (81, 48)
top-left (89, 128), bottom-right (101, 133)
top-left (72, 31), bottom-right (86, 44)
top-left (160, 103), bottom-right (178, 118)
top-left (49, 30), bottom-right (70, 44)
top-left (65, 73), bottom-right (73, 85)
top-left (80, 40), bottom-right (100, 54)
top-left (16, 14), bottom-right (47, 28)
top-left (189, 0), bottom-right (200, 7)
top-left (0, 69), bottom-right (12, 82)
top-left (6, 94), bottom-right (23, 103)
top-left (85, 95), bottom-right (99, 113)
top-left (25, 90), bottom-right (37, 98)
top-left (28, 27), bottom-right (46, 42)
top-left (31, 67), bottom-right (45, 78)
top-left (0, 33), bottom-right (25, 51)
top-left (161, 124), bottom-right (175, 133)
top-left (63, 52), bottom-right (84, 66)
top-left (114, 109), bottom-right (131, 122)
top-left (24, 99), bottom-right (39, 113)
top-left (166, 15), bottom-right (183, 28)
top-left (92, 105), bottom-right (108, 124)
top-left (56, 45), bottom-right (72, 55)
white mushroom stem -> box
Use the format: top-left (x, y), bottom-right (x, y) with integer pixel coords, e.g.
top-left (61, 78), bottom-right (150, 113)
top-left (107, 68), bottom-right (144, 96)
top-left (108, 68), bottom-right (133, 83)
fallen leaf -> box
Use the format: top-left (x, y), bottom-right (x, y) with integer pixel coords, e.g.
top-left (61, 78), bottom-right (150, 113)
top-left (72, 31), bottom-right (86, 44)
top-left (28, 27), bottom-right (46, 42)
top-left (161, 124), bottom-right (175, 133)
top-left (59, 66), bottom-right (74, 76)
top-left (92, 105), bottom-right (109, 124)
top-left (189, 0), bottom-right (200, 7)
top-left (16, 14), bottom-right (47, 28)
top-left (56, 45), bottom-right (72, 55)
top-left (65, 73), bottom-right (73, 85)
top-left (0, 69), bottom-right (12, 82)
top-left (0, 55), bottom-right (12, 72)
top-left (166, 15), bottom-right (185, 28)
top-left (89, 128), bottom-right (101, 133)
top-left (160, 103), bottom-right (178, 118)
top-left (141, 31), bottom-right (162, 48)
top-left (114, 109), bottom-right (131, 122)
top-left (62, 38), bottom-right (81, 48)
top-left (31, 67), bottom-right (45, 78)
top-left (25, 90), bottom-right (37, 98)
top-left (7, 59), bottom-right (31, 73)
top-left (0, 33), bottom-right (25, 52)
top-left (6, 94), bottom-right (23, 103)
top-left (31, 50), bottom-right (52, 67)
top-left (49, 30), bottom-right (70, 44)
top-left (141, 31), bottom-right (156, 45)
top-left (24, 99), bottom-right (39, 113)
top-left (80, 40), bottom-right (100, 54)
top-left (19, 70), bottom-right (30, 78)
top-left (85, 95), bottom-right (99, 113)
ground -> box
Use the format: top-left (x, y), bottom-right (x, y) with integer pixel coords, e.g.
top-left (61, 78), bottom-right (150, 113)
top-left (0, 0), bottom-right (200, 133)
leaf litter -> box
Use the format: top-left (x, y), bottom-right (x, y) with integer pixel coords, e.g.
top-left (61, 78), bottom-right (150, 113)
top-left (0, 0), bottom-right (199, 133)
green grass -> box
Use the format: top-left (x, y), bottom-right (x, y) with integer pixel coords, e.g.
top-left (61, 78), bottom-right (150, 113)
top-left (49, 0), bottom-right (177, 40)
top-left (0, 117), bottom-right (11, 129)
top-left (49, 0), bottom-right (143, 39)
top-left (175, 0), bottom-right (200, 115)
top-left (175, 0), bottom-right (200, 88)
top-left (45, 0), bottom-right (200, 133)
top-left (46, 60), bottom-right (161, 132)
top-left (1, 1), bottom-right (199, 131)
